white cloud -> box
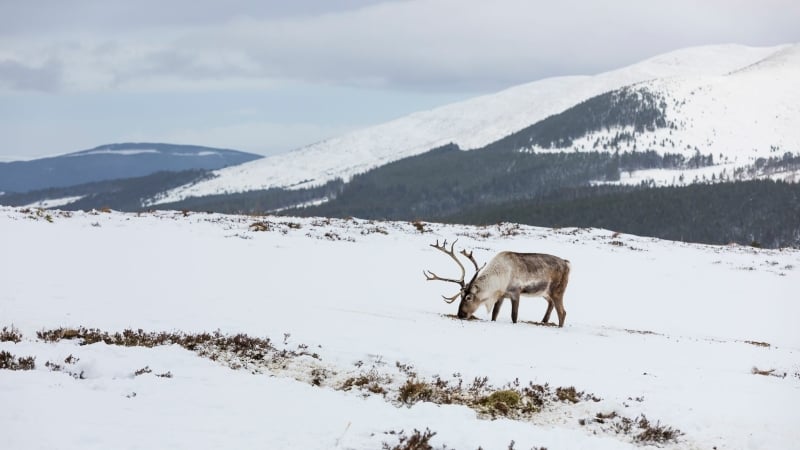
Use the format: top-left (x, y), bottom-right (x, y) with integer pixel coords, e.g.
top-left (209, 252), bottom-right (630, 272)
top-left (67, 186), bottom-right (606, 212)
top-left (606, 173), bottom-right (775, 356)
top-left (0, 58), bottom-right (63, 92)
top-left (1, 0), bottom-right (798, 159)
top-left (1, 0), bottom-right (797, 94)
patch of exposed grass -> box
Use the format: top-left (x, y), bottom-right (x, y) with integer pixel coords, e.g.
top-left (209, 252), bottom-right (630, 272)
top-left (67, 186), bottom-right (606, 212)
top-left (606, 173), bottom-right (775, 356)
top-left (45, 354), bottom-right (84, 379)
top-left (582, 407), bottom-right (684, 444)
top-left (555, 386), bottom-right (582, 403)
top-left (31, 326), bottom-right (678, 446)
top-left (399, 380), bottom-right (435, 405)
top-left (484, 389), bottom-right (520, 406)
top-left (557, 386), bottom-right (601, 404)
top-left (35, 327), bottom-right (320, 376)
top-left (37, 328), bottom-right (83, 342)
top-left (630, 415), bottom-right (683, 444)
top-left (390, 366), bottom-right (597, 420)
top-left (311, 367), bottom-right (331, 386)
top-left (481, 390), bottom-right (520, 415)
top-left (382, 428), bottom-right (438, 450)
top-left (411, 220), bottom-right (429, 233)
top-left (505, 442), bottom-right (547, 450)
top-left (361, 226), bottom-right (389, 235)
top-left (498, 222), bottom-right (522, 237)
top-left (0, 351), bottom-right (35, 370)
top-left (249, 219), bottom-right (304, 234)
top-left (249, 221), bottom-right (271, 232)
top-left (744, 340), bottom-right (771, 348)
top-left (134, 366), bottom-right (152, 376)
top-left (340, 368), bottom-right (391, 396)
top-left (321, 231), bottom-right (356, 242)
top-left (0, 325), bottom-right (23, 343)
top-left (751, 366), bottom-right (786, 378)
top-left (593, 411), bottom-right (618, 424)
top-left (593, 413), bottom-right (684, 444)
top-left (381, 429), bottom-right (547, 450)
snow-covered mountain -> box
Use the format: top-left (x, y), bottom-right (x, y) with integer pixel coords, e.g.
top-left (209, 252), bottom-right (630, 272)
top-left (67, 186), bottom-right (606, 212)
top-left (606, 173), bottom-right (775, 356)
top-left (151, 43), bottom-right (798, 205)
top-left (544, 44), bottom-right (800, 186)
top-left (0, 143), bottom-right (261, 193)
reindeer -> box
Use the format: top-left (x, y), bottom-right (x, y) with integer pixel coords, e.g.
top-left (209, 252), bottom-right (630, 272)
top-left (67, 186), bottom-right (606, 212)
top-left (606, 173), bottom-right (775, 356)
top-left (424, 240), bottom-right (571, 327)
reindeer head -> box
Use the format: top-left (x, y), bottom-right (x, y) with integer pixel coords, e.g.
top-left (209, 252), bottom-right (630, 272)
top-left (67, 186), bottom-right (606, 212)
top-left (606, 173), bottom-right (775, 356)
top-left (423, 239), bottom-right (484, 319)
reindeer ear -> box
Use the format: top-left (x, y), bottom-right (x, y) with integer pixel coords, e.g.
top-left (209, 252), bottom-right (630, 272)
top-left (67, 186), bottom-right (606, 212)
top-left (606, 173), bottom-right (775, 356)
top-left (470, 284), bottom-right (480, 294)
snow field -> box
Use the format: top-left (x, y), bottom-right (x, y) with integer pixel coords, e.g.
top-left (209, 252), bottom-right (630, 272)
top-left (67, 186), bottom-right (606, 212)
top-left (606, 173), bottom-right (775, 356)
top-left (1, 207), bottom-right (798, 449)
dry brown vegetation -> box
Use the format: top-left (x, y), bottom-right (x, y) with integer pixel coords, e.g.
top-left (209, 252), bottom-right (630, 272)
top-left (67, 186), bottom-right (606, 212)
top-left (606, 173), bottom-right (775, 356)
top-left (248, 220), bottom-right (302, 234)
top-left (621, 415), bottom-right (683, 444)
top-left (0, 351), bottom-right (35, 370)
top-left (381, 428), bottom-right (549, 450)
top-left (382, 428), bottom-right (439, 450)
top-left (411, 220), bottom-right (430, 233)
top-left (44, 353), bottom-right (85, 379)
top-left (388, 362), bottom-right (599, 420)
top-left (751, 366), bottom-right (787, 378)
top-left (580, 411), bottom-right (683, 444)
top-left (341, 371), bottom-right (389, 395)
top-left (31, 326), bottom-right (683, 446)
top-left (36, 326), bottom-right (320, 375)
top-left (0, 325), bottom-right (23, 343)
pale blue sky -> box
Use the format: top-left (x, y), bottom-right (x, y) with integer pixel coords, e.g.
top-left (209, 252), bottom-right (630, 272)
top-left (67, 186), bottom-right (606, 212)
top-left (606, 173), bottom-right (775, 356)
top-left (1, 0), bottom-right (798, 160)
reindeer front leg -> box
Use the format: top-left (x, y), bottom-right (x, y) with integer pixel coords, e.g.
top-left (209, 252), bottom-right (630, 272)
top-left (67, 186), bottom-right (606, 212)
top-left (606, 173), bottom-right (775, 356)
top-left (491, 297), bottom-right (505, 321)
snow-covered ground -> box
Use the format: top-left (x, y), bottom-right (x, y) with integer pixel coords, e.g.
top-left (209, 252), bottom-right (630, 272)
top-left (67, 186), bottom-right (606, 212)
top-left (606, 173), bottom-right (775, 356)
top-left (150, 44), bottom-right (792, 204)
top-left (20, 196), bottom-right (86, 209)
top-left (1, 206), bottom-right (798, 449)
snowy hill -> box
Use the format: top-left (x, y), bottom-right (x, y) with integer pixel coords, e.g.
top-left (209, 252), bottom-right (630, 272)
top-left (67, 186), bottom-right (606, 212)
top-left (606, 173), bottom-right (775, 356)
top-left (535, 44), bottom-right (800, 186)
top-left (151, 44), bottom-right (797, 204)
top-left (1, 206), bottom-right (798, 449)
top-left (0, 143), bottom-right (261, 193)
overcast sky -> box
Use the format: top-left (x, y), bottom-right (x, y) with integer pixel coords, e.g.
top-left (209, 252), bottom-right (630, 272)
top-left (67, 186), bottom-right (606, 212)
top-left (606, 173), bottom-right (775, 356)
top-left (1, 0), bottom-right (798, 160)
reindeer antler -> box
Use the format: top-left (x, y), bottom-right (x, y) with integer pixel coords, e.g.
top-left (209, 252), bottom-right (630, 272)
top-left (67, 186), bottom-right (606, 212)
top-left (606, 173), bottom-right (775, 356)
top-left (424, 240), bottom-right (465, 283)
top-left (459, 249), bottom-right (481, 272)
top-left (424, 239), bottom-right (471, 303)
top-left (460, 248), bottom-right (487, 287)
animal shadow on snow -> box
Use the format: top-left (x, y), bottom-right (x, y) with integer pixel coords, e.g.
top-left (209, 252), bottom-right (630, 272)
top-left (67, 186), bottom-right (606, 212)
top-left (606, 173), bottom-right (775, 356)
top-left (441, 313), bottom-right (557, 327)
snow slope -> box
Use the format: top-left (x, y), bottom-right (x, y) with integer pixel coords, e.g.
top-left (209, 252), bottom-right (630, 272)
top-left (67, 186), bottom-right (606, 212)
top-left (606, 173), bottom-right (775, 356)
top-left (21, 195), bottom-right (85, 209)
top-left (1, 207), bottom-right (798, 449)
top-left (551, 44), bottom-right (800, 186)
top-left (151, 44), bottom-right (788, 204)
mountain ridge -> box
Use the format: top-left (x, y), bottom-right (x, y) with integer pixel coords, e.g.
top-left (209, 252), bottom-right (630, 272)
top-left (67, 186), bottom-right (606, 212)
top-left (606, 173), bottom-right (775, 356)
top-left (0, 142), bottom-right (262, 193)
top-left (152, 43), bottom-right (792, 204)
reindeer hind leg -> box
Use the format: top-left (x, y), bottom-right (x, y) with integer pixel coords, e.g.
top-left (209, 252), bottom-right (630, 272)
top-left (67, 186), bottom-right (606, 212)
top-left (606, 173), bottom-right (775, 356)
top-left (541, 298), bottom-right (554, 324)
top-left (554, 296), bottom-right (566, 328)
top-left (549, 271), bottom-right (569, 327)
top-left (509, 291), bottom-right (521, 323)
top-left (552, 263), bottom-right (569, 327)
